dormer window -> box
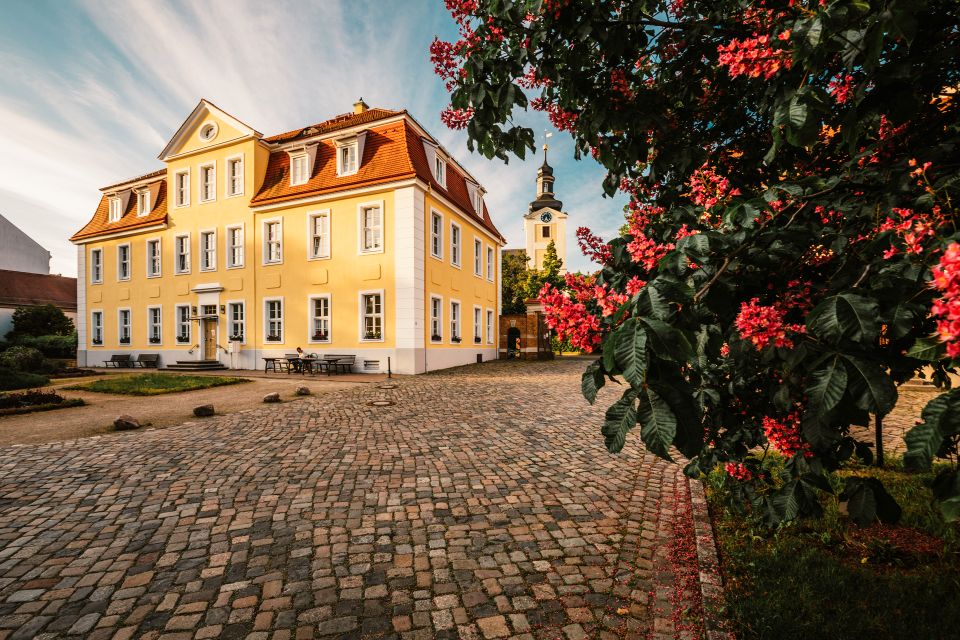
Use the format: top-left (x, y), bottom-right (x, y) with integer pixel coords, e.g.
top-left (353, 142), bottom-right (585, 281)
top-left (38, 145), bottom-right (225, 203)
top-left (434, 155), bottom-right (447, 187)
top-left (108, 197), bottom-right (122, 222)
top-left (473, 190), bottom-right (483, 213)
top-left (290, 153), bottom-right (309, 186)
top-left (338, 142), bottom-right (358, 176)
top-left (136, 190), bottom-right (150, 217)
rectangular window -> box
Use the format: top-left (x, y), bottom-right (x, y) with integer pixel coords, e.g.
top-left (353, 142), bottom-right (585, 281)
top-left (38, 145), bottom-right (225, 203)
top-left (361, 204), bottom-right (382, 253)
top-left (310, 296), bottom-right (331, 342)
top-left (474, 306), bottom-right (482, 341)
top-left (200, 231), bottom-right (216, 271)
top-left (91, 311), bottom-right (103, 345)
top-left (175, 170), bottom-right (190, 206)
top-left (430, 296), bottom-right (443, 342)
top-left (175, 234), bottom-right (191, 274)
top-left (474, 191), bottom-right (483, 213)
top-left (309, 211), bottom-right (330, 259)
top-left (117, 244), bottom-right (131, 281)
top-left (146, 239), bottom-right (161, 277)
top-left (338, 142), bottom-right (358, 175)
top-left (486, 309), bottom-right (494, 344)
top-left (90, 249), bottom-right (102, 284)
top-left (450, 301), bottom-right (461, 341)
top-left (290, 154), bottom-right (308, 186)
top-left (108, 198), bottom-right (122, 222)
top-left (148, 306), bottom-right (162, 344)
top-left (541, 225), bottom-right (551, 239)
top-left (226, 226), bottom-right (244, 268)
top-left (435, 156), bottom-right (446, 187)
top-left (430, 212), bottom-right (443, 259)
top-left (228, 302), bottom-right (245, 342)
top-left (486, 246), bottom-right (494, 281)
top-left (474, 239), bottom-right (482, 276)
top-left (176, 305), bottom-right (191, 343)
top-left (137, 190), bottom-right (150, 216)
top-left (227, 157), bottom-right (244, 196)
top-left (199, 163), bottom-right (216, 202)
top-left (264, 220), bottom-right (282, 264)
top-left (265, 299), bottom-right (283, 342)
top-left (118, 309), bottom-right (131, 344)
top-left (450, 223), bottom-right (461, 267)
top-left (361, 292), bottom-right (383, 340)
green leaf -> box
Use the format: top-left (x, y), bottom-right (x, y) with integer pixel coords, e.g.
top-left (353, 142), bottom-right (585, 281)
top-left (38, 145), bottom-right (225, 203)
top-left (904, 389), bottom-right (960, 471)
top-left (806, 356), bottom-right (848, 416)
top-left (581, 359), bottom-right (604, 405)
top-left (639, 317), bottom-right (692, 362)
top-left (806, 294), bottom-right (879, 345)
top-left (842, 355), bottom-right (897, 415)
top-left (636, 386), bottom-right (677, 461)
top-left (601, 390), bottom-right (637, 453)
top-left (905, 335), bottom-right (946, 362)
top-left (613, 318), bottom-right (647, 388)
top-left (932, 469), bottom-right (960, 522)
top-left (841, 477), bottom-right (902, 526)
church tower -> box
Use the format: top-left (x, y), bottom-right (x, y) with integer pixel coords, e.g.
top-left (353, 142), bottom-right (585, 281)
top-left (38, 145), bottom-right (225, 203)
top-left (524, 140), bottom-right (568, 273)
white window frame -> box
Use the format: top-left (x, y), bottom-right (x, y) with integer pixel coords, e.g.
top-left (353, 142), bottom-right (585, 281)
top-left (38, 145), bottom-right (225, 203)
top-left (358, 200), bottom-right (384, 255)
top-left (117, 243), bottom-right (131, 281)
top-left (91, 310), bottom-right (103, 345)
top-left (450, 222), bottom-right (461, 268)
top-left (146, 238), bottom-right (162, 278)
top-left (174, 169), bottom-right (190, 207)
top-left (225, 154), bottom-right (244, 197)
top-left (227, 300), bottom-right (245, 344)
top-left (308, 210), bottom-right (331, 260)
top-left (174, 233), bottom-right (191, 274)
top-left (486, 308), bottom-right (495, 344)
top-left (108, 197), bottom-right (122, 222)
top-left (359, 290), bottom-right (384, 342)
top-left (435, 155), bottom-right (447, 187)
top-left (198, 162), bottom-right (216, 203)
top-left (264, 297), bottom-right (284, 344)
top-left (118, 308), bottom-right (132, 345)
top-left (449, 300), bottom-right (461, 343)
top-left (147, 305), bottom-right (163, 345)
top-left (430, 210), bottom-right (444, 260)
top-left (262, 218), bottom-right (283, 265)
top-left (175, 304), bottom-right (192, 344)
top-left (90, 248), bottom-right (103, 284)
top-left (290, 153), bottom-right (309, 186)
top-left (199, 229), bottom-right (217, 272)
top-left (487, 246), bottom-right (495, 281)
top-left (473, 305), bottom-right (483, 342)
top-left (429, 295), bottom-right (443, 342)
top-left (226, 224), bottom-right (244, 269)
top-left (337, 140), bottom-right (359, 176)
top-left (308, 294), bottom-right (332, 343)
top-left (474, 238), bottom-right (483, 277)
top-left (136, 189), bottom-right (150, 217)
top-left (474, 191), bottom-right (484, 214)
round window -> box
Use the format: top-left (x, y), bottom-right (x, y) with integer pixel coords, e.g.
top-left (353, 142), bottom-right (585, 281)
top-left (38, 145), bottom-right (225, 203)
top-left (199, 123), bottom-right (218, 141)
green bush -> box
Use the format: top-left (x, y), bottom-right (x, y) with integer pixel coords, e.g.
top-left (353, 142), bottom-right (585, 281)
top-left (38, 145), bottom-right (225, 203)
top-left (0, 367), bottom-right (49, 391)
top-left (15, 333), bottom-right (77, 359)
top-left (5, 304), bottom-right (73, 341)
top-left (0, 346), bottom-right (45, 372)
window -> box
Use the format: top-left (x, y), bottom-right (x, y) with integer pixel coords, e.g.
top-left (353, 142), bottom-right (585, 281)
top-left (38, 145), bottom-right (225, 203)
top-left (199, 122), bottom-right (218, 141)
top-left (474, 239), bottom-right (482, 276)
top-left (199, 163), bottom-right (216, 202)
top-left (435, 155), bottom-right (446, 187)
top-left (541, 225), bottom-right (551, 239)
top-left (486, 309), bottom-right (494, 344)
top-left (176, 305), bottom-right (191, 343)
top-left (175, 234), bottom-right (191, 274)
top-left (108, 198), bottom-right (122, 222)
top-left (361, 292), bottom-right (383, 340)
top-left (309, 211), bottom-right (331, 259)
top-left (263, 220), bottom-right (282, 264)
top-left (90, 249), bottom-right (102, 284)
top-left (474, 306), bottom-right (482, 342)
top-left (474, 190), bottom-right (483, 213)
top-left (228, 302), bottom-right (245, 342)
top-left (137, 190), bottom-right (150, 216)
top-left (148, 306), bottom-right (162, 344)
top-left (309, 295), bottom-right (331, 342)
top-left (450, 223), bottom-right (461, 267)
top-left (91, 311), bottom-right (103, 345)
top-left (486, 246), bottom-right (494, 281)
top-left (430, 296), bottom-right (443, 342)
top-left (226, 226), bottom-right (244, 268)
top-left (200, 231), bottom-right (216, 271)
top-left (290, 153), bottom-right (309, 186)
top-left (360, 204), bottom-right (382, 253)
top-left (338, 141), bottom-right (358, 175)
top-left (227, 156), bottom-right (244, 196)
top-left (118, 309), bottom-right (131, 344)
top-left (117, 244), bottom-right (131, 281)
top-left (265, 299), bottom-right (283, 342)
top-left (450, 301), bottom-right (461, 342)
top-left (430, 212), bottom-right (443, 259)
top-left (175, 170), bottom-right (190, 206)
top-left (146, 239), bottom-right (161, 277)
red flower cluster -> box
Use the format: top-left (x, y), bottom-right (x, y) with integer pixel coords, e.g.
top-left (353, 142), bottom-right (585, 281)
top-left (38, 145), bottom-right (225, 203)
top-left (440, 106), bottom-right (474, 130)
top-left (531, 97), bottom-right (579, 132)
top-left (734, 297), bottom-right (805, 350)
top-left (627, 231), bottom-right (675, 271)
top-left (878, 207), bottom-right (942, 259)
top-left (610, 69), bottom-right (634, 101)
top-left (564, 272), bottom-right (597, 303)
top-left (594, 284), bottom-right (629, 317)
top-left (931, 242), bottom-right (960, 358)
top-left (688, 163), bottom-right (741, 218)
top-left (429, 38), bottom-right (461, 89)
top-left (626, 276), bottom-right (646, 296)
top-left (717, 32), bottom-right (793, 80)
top-left (828, 73), bottom-right (855, 104)
top-left (761, 412), bottom-right (811, 458)
top-left (539, 283), bottom-right (603, 352)
top-left (576, 227), bottom-right (612, 265)
top-left (724, 462), bottom-right (753, 481)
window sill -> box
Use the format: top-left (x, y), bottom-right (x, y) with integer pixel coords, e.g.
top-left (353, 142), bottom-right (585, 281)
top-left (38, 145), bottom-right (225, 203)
top-left (359, 248), bottom-right (384, 256)
top-left (307, 255), bottom-right (331, 262)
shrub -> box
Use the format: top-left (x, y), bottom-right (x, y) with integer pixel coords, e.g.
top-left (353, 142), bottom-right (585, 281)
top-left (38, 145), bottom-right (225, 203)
top-left (15, 333), bottom-right (77, 359)
top-left (0, 346), bottom-right (45, 372)
top-left (0, 367), bottom-right (49, 391)
top-left (0, 389), bottom-right (64, 410)
top-left (5, 304), bottom-right (74, 341)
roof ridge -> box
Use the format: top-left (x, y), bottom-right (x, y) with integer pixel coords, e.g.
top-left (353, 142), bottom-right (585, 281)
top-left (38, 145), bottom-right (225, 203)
top-left (100, 168), bottom-right (166, 192)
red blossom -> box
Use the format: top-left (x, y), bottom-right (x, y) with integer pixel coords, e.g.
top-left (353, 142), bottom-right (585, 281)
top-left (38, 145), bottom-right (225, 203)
top-left (440, 106), bottom-right (474, 130)
top-left (717, 33), bottom-right (793, 80)
top-left (540, 283), bottom-right (603, 352)
top-left (626, 276), bottom-right (646, 296)
top-left (828, 73), bottom-right (855, 104)
top-left (931, 242), bottom-right (960, 358)
top-left (576, 227), bottom-right (612, 265)
top-left (725, 462), bottom-right (753, 481)
top-left (530, 97), bottom-right (579, 131)
top-left (762, 411), bottom-right (812, 458)
top-left (734, 297), bottom-right (805, 350)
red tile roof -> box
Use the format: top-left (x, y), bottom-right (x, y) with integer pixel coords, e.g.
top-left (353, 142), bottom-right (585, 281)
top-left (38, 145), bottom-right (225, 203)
top-left (0, 269), bottom-right (76, 310)
top-left (71, 179), bottom-right (167, 242)
top-left (264, 108), bottom-right (404, 144)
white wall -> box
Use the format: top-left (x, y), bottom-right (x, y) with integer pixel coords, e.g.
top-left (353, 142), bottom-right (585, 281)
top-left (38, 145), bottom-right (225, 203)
top-left (0, 214), bottom-right (50, 275)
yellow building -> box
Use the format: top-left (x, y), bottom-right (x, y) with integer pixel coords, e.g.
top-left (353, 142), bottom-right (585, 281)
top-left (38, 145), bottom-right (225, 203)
top-left (71, 99), bottom-right (505, 374)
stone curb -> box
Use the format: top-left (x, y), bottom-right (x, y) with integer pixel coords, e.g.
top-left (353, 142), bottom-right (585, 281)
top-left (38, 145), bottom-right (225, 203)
top-left (688, 478), bottom-right (736, 640)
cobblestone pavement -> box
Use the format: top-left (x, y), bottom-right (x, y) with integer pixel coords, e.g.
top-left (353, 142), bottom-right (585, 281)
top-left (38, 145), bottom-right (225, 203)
top-left (851, 384), bottom-right (945, 456)
top-left (0, 359), bottom-right (699, 640)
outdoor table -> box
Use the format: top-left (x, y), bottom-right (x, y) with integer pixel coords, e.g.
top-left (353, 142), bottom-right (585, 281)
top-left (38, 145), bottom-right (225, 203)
top-left (299, 357), bottom-right (319, 375)
top-left (263, 357), bottom-right (281, 373)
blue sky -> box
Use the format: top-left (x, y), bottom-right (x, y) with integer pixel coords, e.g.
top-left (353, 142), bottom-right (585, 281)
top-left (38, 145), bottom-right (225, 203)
top-left (0, 0), bottom-right (628, 276)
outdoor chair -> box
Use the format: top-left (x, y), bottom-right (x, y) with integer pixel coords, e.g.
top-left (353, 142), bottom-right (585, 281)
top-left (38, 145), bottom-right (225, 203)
top-left (104, 354), bottom-right (133, 368)
top-left (133, 354), bottom-right (159, 368)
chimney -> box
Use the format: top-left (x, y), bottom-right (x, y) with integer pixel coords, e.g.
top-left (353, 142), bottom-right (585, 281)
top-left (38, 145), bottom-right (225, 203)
top-left (353, 98), bottom-right (369, 114)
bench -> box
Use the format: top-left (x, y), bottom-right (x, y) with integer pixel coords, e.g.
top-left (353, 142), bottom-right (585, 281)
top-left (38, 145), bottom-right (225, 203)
top-left (103, 354), bottom-right (132, 368)
top-left (322, 355), bottom-right (355, 375)
top-left (134, 354), bottom-right (159, 368)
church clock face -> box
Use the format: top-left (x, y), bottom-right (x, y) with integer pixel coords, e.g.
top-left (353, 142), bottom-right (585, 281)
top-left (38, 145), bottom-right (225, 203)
top-left (540, 211), bottom-right (553, 223)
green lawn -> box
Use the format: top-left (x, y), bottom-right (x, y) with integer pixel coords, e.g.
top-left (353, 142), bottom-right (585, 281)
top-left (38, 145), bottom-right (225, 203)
top-left (65, 373), bottom-right (250, 396)
top-left (707, 459), bottom-right (960, 640)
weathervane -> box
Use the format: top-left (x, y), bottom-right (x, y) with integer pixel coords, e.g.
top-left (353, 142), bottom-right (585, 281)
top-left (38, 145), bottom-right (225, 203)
top-left (543, 130), bottom-right (553, 163)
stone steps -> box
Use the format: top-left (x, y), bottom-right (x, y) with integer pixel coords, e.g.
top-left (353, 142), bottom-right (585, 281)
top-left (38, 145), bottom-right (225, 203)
top-left (164, 360), bottom-right (228, 371)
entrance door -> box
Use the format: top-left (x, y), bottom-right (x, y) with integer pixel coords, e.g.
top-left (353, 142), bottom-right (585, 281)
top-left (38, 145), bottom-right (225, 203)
top-left (203, 320), bottom-right (217, 360)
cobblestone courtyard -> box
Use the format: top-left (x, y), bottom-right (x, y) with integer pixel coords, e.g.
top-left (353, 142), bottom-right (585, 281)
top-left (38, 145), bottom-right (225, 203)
top-left (0, 359), bottom-right (702, 640)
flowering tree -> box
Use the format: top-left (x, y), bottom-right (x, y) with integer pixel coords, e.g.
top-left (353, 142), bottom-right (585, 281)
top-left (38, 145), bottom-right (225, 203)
top-left (432, 0), bottom-right (960, 524)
